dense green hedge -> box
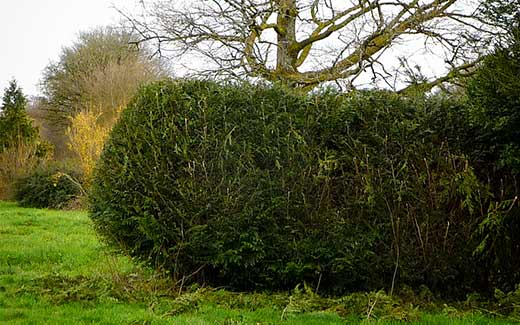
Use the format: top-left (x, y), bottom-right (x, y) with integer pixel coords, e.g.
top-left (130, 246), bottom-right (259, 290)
top-left (465, 26), bottom-right (520, 174)
top-left (15, 163), bottom-right (83, 209)
top-left (461, 27), bottom-right (520, 293)
top-left (90, 80), bottom-right (490, 295)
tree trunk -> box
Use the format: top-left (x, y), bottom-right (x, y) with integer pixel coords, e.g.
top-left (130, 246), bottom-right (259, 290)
top-left (276, 0), bottom-right (298, 83)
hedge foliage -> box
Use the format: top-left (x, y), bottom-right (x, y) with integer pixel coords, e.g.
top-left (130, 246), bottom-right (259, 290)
top-left (90, 80), bottom-right (496, 296)
top-left (465, 28), bottom-right (520, 175)
top-left (460, 27), bottom-right (520, 293)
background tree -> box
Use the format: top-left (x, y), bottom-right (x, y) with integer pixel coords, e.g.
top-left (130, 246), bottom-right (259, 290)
top-left (454, 2), bottom-right (520, 292)
top-left (40, 26), bottom-right (166, 158)
top-left (479, 0), bottom-right (519, 33)
top-left (465, 0), bottom-right (520, 174)
top-left (464, 26), bottom-right (520, 291)
top-left (0, 80), bottom-right (38, 151)
top-left (0, 80), bottom-right (50, 199)
top-left (122, 0), bottom-right (494, 90)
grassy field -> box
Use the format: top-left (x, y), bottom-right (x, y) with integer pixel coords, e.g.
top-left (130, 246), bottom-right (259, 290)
top-left (0, 201), bottom-right (517, 324)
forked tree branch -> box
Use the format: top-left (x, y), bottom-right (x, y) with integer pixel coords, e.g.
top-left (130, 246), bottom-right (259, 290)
top-left (120, 0), bottom-right (502, 91)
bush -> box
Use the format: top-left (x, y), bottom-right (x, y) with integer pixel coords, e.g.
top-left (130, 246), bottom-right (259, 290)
top-left (90, 80), bottom-right (485, 295)
top-left (66, 108), bottom-right (116, 186)
top-left (15, 162), bottom-right (84, 209)
top-left (0, 142), bottom-right (48, 200)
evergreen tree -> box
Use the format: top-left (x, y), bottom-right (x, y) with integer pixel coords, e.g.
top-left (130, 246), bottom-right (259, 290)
top-left (465, 15), bottom-right (520, 292)
top-left (466, 22), bottom-right (520, 172)
top-left (0, 80), bottom-right (38, 151)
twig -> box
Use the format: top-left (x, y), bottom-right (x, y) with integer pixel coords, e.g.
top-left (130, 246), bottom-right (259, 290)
top-left (367, 295), bottom-right (378, 320)
top-left (176, 264), bottom-right (206, 295)
top-left (281, 297), bottom-right (291, 320)
top-left (315, 273), bottom-right (322, 295)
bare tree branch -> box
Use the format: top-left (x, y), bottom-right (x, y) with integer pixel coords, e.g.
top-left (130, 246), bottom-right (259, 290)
top-left (119, 0), bottom-right (502, 90)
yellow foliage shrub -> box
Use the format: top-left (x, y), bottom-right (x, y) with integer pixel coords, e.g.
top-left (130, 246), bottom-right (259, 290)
top-left (66, 108), bottom-right (120, 185)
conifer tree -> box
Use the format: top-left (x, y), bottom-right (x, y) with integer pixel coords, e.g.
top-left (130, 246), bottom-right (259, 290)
top-left (0, 80), bottom-right (38, 151)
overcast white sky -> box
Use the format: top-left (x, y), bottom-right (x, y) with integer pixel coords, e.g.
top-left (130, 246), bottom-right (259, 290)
top-left (0, 1), bottom-right (482, 97)
top-left (0, 0), bottom-right (134, 97)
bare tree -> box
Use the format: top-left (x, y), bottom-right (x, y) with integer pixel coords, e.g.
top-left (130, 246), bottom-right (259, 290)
top-left (121, 0), bottom-right (501, 91)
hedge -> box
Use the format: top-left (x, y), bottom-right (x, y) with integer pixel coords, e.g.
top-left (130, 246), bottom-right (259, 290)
top-left (90, 80), bottom-right (489, 296)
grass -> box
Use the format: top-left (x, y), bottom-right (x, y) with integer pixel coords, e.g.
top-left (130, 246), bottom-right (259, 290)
top-left (0, 201), bottom-right (518, 324)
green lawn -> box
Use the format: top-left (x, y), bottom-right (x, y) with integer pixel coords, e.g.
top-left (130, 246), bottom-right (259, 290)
top-left (0, 201), bottom-right (516, 324)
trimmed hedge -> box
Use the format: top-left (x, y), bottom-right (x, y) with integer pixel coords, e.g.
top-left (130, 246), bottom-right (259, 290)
top-left (90, 80), bottom-right (485, 295)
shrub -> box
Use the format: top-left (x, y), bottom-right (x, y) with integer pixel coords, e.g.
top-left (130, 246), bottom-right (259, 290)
top-left (15, 162), bottom-right (84, 209)
top-left (0, 141), bottom-right (52, 200)
top-left (66, 108), bottom-right (117, 186)
top-left (90, 80), bottom-right (485, 295)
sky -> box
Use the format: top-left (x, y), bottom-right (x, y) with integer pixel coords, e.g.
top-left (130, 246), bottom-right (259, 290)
top-left (0, 1), bottom-right (481, 98)
top-left (0, 0), bottom-right (133, 98)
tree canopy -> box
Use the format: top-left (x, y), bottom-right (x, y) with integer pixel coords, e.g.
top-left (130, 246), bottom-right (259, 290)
top-left (466, 13), bottom-right (520, 173)
top-left (41, 26), bottom-right (165, 128)
top-left (38, 26), bottom-right (166, 158)
top-left (122, 0), bottom-right (498, 90)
